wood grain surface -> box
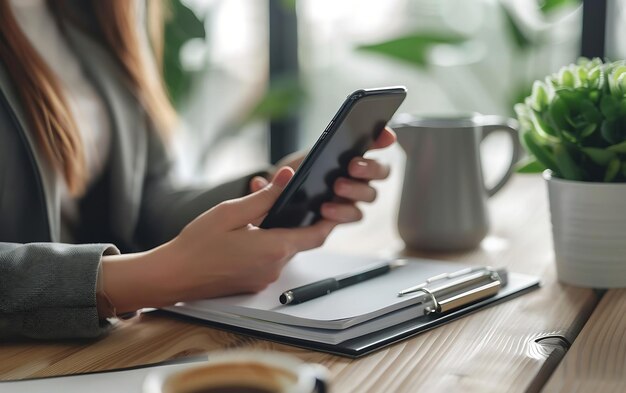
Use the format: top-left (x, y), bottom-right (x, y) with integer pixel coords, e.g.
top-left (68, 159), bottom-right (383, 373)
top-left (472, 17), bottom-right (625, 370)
top-left (0, 147), bottom-right (602, 392)
top-left (543, 289), bottom-right (626, 393)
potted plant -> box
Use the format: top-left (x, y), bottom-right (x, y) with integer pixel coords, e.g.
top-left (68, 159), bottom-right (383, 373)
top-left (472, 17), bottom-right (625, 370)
top-left (515, 58), bottom-right (626, 288)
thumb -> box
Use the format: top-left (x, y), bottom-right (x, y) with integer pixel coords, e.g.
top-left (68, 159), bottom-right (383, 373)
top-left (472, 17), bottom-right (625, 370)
top-left (224, 167), bottom-right (293, 229)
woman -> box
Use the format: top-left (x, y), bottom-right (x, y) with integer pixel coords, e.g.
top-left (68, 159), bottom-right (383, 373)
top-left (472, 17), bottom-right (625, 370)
top-left (0, 0), bottom-right (396, 339)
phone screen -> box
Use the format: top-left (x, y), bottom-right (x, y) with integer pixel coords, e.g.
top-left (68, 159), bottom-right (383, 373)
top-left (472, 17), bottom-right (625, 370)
top-left (261, 88), bottom-right (406, 228)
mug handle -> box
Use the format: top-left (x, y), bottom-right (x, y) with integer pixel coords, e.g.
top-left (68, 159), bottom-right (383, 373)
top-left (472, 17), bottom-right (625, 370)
top-left (315, 377), bottom-right (327, 393)
top-left (306, 363), bottom-right (329, 393)
top-left (479, 115), bottom-right (522, 197)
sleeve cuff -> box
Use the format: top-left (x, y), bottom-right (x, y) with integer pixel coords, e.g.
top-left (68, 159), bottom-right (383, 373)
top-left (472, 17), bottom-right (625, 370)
top-left (3, 243), bottom-right (121, 339)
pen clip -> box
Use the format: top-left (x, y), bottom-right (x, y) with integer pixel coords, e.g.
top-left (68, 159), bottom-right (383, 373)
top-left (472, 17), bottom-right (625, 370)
top-left (397, 267), bottom-right (488, 296)
top-left (398, 268), bottom-right (504, 315)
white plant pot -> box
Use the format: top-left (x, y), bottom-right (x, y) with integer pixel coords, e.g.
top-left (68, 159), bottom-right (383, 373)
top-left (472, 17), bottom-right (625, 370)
top-left (545, 170), bottom-right (626, 288)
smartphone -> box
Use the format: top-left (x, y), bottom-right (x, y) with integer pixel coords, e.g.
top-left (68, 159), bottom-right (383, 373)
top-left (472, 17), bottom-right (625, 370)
top-left (260, 86), bottom-right (407, 229)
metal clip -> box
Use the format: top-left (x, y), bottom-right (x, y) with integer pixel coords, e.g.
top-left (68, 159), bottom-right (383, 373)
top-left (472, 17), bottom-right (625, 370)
top-left (398, 268), bottom-right (504, 315)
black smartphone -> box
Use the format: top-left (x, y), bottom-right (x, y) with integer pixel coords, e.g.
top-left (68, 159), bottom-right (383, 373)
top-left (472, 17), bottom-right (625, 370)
top-left (260, 86), bottom-right (407, 229)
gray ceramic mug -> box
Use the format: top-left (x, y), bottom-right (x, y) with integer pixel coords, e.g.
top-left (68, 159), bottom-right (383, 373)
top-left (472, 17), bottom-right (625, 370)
top-left (393, 113), bottom-right (521, 251)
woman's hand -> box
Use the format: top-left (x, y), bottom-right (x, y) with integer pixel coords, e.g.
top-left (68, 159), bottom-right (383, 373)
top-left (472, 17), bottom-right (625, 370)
top-left (100, 168), bottom-right (336, 315)
top-left (250, 127), bottom-right (397, 223)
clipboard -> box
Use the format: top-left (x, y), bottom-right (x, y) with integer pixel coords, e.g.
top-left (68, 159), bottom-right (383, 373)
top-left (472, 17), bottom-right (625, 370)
top-left (156, 259), bottom-right (540, 358)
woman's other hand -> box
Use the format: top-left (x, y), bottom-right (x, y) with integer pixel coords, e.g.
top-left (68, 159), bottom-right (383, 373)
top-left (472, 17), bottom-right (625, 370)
top-left (101, 167), bottom-right (336, 314)
top-left (249, 127), bottom-right (397, 224)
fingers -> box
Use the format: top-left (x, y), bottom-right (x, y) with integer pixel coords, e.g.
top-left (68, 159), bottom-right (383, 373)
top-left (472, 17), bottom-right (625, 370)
top-left (347, 127), bottom-right (393, 182)
top-left (273, 168), bottom-right (292, 185)
top-left (371, 127), bottom-right (397, 149)
top-left (276, 149), bottom-right (307, 171)
top-left (250, 176), bottom-right (269, 193)
top-left (334, 178), bottom-right (377, 202)
top-left (320, 202), bottom-right (363, 223)
top-left (265, 219), bottom-right (337, 253)
top-left (220, 167), bottom-right (293, 229)
top-left (348, 157), bottom-right (390, 180)
top-left (251, 150), bottom-right (306, 193)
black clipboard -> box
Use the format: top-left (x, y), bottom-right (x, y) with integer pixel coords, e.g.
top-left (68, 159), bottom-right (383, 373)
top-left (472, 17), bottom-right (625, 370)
top-left (154, 271), bottom-right (539, 358)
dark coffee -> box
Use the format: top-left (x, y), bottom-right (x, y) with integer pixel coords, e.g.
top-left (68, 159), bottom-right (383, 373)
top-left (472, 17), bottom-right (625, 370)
top-left (186, 387), bottom-right (274, 393)
top-left (165, 362), bottom-right (291, 393)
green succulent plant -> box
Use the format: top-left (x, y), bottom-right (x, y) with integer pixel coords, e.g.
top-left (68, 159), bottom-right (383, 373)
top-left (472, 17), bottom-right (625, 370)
top-left (515, 58), bottom-right (626, 182)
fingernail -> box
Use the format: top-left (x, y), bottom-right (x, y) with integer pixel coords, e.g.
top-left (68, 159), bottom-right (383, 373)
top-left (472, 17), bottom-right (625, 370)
top-left (354, 160), bottom-right (368, 175)
top-left (253, 176), bottom-right (269, 189)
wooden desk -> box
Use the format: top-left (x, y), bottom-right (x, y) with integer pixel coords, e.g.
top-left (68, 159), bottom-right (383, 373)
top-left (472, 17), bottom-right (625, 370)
top-left (543, 289), bottom-right (626, 392)
top-left (0, 157), bottom-right (603, 392)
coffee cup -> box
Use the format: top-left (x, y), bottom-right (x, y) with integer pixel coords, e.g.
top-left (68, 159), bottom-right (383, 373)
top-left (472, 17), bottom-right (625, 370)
top-left (143, 351), bottom-right (328, 393)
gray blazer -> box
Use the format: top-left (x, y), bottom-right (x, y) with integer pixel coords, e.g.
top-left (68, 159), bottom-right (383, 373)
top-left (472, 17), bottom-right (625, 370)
top-left (0, 11), bottom-right (263, 339)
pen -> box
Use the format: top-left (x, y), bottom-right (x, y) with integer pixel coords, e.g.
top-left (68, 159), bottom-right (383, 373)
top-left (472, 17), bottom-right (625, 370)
top-left (279, 259), bottom-right (407, 305)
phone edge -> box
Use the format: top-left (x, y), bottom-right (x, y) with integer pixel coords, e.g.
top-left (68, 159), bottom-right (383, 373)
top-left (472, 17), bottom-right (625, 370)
top-left (259, 86), bottom-right (407, 229)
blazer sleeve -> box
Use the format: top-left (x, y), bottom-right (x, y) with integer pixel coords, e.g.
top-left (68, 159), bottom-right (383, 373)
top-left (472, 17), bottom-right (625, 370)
top-left (135, 126), bottom-right (273, 249)
top-left (0, 242), bottom-right (120, 339)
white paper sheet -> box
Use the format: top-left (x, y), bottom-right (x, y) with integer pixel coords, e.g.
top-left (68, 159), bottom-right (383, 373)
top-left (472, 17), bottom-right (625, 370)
top-left (168, 250), bottom-right (467, 329)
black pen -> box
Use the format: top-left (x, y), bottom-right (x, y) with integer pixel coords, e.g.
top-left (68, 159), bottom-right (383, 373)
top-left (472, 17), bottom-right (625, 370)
top-left (279, 259), bottom-right (407, 305)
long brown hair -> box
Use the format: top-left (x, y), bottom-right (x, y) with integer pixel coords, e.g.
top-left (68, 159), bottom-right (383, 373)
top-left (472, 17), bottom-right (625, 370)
top-left (0, 0), bottom-right (176, 195)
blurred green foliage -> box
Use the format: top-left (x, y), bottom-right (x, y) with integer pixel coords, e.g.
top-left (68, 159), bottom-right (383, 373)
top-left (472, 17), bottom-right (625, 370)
top-left (245, 1), bottom-right (303, 125)
top-left (358, 33), bottom-right (466, 68)
top-left (357, 0), bottom-right (581, 114)
top-left (539, 0), bottom-right (580, 14)
top-left (163, 0), bottom-right (206, 108)
top-left (280, 0), bottom-right (297, 10)
top-left (241, 76), bottom-right (306, 126)
top-left (501, 5), bottom-right (533, 50)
